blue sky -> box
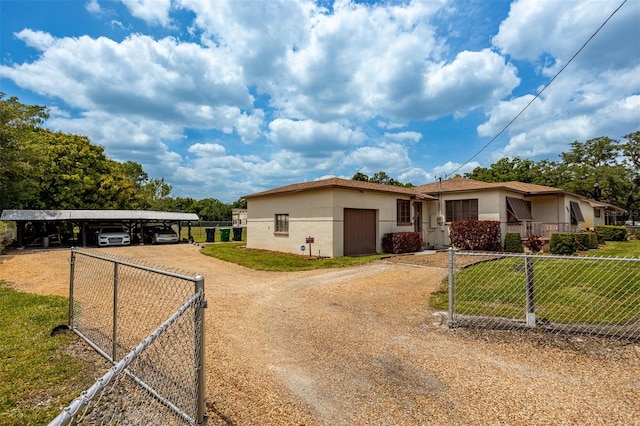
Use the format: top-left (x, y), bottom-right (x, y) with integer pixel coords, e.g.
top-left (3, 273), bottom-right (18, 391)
top-left (1, 0), bottom-right (638, 202)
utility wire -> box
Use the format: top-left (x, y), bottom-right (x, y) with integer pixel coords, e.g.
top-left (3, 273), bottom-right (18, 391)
top-left (448, 0), bottom-right (629, 177)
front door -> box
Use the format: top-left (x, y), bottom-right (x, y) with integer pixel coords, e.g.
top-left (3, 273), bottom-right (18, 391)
top-left (413, 202), bottom-right (422, 236)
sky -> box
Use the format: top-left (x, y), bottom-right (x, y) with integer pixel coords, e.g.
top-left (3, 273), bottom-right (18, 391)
top-left (1, 0), bottom-right (638, 202)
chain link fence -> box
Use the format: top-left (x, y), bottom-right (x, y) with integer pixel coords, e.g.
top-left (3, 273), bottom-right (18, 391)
top-left (50, 248), bottom-right (207, 425)
top-left (443, 249), bottom-right (640, 342)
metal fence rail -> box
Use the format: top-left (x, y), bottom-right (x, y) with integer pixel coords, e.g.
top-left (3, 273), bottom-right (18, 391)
top-left (447, 249), bottom-right (640, 342)
top-left (51, 248), bottom-right (207, 425)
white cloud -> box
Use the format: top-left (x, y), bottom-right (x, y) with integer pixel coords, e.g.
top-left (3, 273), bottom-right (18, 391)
top-left (343, 142), bottom-right (411, 173)
top-left (85, 0), bottom-right (102, 15)
top-left (384, 131), bottom-right (423, 143)
top-left (14, 29), bottom-right (55, 51)
top-left (120, 0), bottom-right (172, 27)
top-left (268, 119), bottom-right (366, 156)
top-left (433, 161), bottom-right (480, 178)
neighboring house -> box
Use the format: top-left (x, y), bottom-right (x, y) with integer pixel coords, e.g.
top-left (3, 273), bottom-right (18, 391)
top-left (415, 177), bottom-right (624, 248)
top-left (244, 176), bottom-right (624, 257)
top-left (232, 208), bottom-right (248, 227)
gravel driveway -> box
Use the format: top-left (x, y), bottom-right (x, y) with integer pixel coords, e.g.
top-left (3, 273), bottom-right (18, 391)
top-left (1, 245), bottom-right (639, 425)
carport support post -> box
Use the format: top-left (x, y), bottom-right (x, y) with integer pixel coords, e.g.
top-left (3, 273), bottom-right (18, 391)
top-left (448, 247), bottom-right (455, 328)
top-left (525, 254), bottom-right (536, 327)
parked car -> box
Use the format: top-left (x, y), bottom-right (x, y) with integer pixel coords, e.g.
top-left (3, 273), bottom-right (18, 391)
top-left (97, 227), bottom-right (131, 247)
top-left (147, 226), bottom-right (179, 244)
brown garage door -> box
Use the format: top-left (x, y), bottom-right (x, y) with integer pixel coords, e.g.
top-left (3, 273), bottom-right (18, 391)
top-left (343, 208), bottom-right (377, 256)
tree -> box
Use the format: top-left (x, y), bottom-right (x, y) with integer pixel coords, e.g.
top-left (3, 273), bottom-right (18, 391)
top-left (139, 177), bottom-right (173, 211)
top-left (0, 93), bottom-right (49, 210)
top-left (351, 171), bottom-right (413, 187)
top-left (465, 157), bottom-right (542, 183)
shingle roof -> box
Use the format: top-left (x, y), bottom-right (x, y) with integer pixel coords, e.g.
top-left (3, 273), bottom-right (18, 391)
top-left (415, 176), bottom-right (562, 195)
top-left (244, 177), bottom-right (436, 199)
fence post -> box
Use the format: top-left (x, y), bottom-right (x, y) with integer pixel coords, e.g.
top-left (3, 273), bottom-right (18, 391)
top-left (448, 247), bottom-right (455, 328)
top-left (69, 249), bottom-right (76, 328)
top-left (194, 275), bottom-right (207, 425)
top-left (112, 262), bottom-right (119, 361)
top-left (525, 254), bottom-right (536, 327)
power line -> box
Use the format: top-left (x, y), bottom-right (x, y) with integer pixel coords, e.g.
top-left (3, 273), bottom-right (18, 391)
top-left (448, 0), bottom-right (629, 177)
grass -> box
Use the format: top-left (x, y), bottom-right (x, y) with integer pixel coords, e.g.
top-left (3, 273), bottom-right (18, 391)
top-left (201, 242), bottom-right (385, 271)
top-left (0, 281), bottom-right (99, 425)
top-left (430, 239), bottom-right (640, 325)
top-left (180, 226), bottom-right (246, 243)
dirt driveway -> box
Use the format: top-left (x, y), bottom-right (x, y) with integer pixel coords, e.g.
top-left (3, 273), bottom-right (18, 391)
top-left (1, 245), bottom-right (639, 425)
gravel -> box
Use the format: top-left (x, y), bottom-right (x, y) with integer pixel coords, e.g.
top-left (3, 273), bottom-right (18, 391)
top-left (1, 245), bottom-right (639, 425)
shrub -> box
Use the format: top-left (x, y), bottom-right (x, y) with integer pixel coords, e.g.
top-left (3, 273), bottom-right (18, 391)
top-left (594, 225), bottom-right (628, 241)
top-left (449, 220), bottom-right (501, 251)
top-left (587, 232), bottom-right (599, 249)
top-left (523, 235), bottom-right (545, 253)
top-left (574, 233), bottom-right (590, 251)
top-left (381, 232), bottom-right (422, 254)
top-left (504, 233), bottom-right (524, 253)
top-left (549, 233), bottom-right (577, 255)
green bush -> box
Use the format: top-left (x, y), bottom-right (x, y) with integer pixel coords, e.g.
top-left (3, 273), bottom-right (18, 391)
top-left (594, 225), bottom-right (628, 241)
top-left (549, 233), bottom-right (577, 255)
top-left (587, 232), bottom-right (599, 249)
top-left (504, 233), bottom-right (524, 253)
top-left (574, 233), bottom-right (589, 251)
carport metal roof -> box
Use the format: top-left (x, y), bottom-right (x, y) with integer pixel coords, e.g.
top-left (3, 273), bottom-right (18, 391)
top-left (0, 209), bottom-right (199, 222)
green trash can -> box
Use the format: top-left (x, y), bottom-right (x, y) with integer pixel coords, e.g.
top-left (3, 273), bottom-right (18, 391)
top-left (220, 228), bottom-right (230, 242)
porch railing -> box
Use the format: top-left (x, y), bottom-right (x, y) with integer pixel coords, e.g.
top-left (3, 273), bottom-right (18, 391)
top-left (506, 222), bottom-right (580, 239)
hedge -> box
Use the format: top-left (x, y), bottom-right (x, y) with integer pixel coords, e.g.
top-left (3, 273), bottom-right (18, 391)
top-left (381, 232), bottom-right (422, 254)
top-left (449, 220), bottom-right (501, 251)
top-left (594, 225), bottom-right (628, 241)
top-left (504, 233), bottom-right (524, 253)
top-left (549, 233), bottom-right (577, 255)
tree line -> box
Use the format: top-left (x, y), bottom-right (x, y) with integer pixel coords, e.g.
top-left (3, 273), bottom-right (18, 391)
top-left (352, 133), bottom-right (639, 220)
top-left (464, 133), bottom-right (639, 218)
top-left (0, 94), bottom-right (245, 221)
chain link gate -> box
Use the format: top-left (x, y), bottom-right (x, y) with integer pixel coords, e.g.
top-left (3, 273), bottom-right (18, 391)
top-left (50, 248), bottom-right (207, 425)
top-left (447, 248), bottom-right (640, 342)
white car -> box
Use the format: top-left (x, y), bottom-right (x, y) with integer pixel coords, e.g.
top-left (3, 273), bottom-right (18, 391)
top-left (97, 227), bottom-right (131, 247)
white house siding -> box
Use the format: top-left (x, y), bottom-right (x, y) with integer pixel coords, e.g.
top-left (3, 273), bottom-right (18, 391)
top-left (247, 188), bottom-right (417, 257)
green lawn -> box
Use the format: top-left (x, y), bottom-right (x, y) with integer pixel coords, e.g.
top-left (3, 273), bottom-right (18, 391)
top-left (430, 240), bottom-right (640, 325)
top-left (201, 242), bottom-right (385, 271)
top-left (0, 282), bottom-right (99, 425)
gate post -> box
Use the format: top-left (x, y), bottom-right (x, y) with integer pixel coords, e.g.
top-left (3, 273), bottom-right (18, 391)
top-left (69, 249), bottom-right (76, 328)
top-left (525, 254), bottom-right (536, 327)
top-left (448, 247), bottom-right (455, 328)
top-left (194, 275), bottom-right (207, 425)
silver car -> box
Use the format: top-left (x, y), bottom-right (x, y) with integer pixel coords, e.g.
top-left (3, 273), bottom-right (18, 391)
top-left (148, 226), bottom-right (179, 244)
top-left (97, 227), bottom-right (131, 247)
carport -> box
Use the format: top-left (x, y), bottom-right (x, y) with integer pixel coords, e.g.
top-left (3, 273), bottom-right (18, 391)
top-left (0, 210), bottom-right (199, 248)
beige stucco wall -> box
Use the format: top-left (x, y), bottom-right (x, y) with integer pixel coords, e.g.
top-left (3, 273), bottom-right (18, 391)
top-left (424, 190), bottom-right (505, 248)
top-left (247, 188), bottom-right (420, 257)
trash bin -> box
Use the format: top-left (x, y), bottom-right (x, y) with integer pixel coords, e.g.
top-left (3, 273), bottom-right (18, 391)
top-left (232, 227), bottom-right (243, 241)
top-left (41, 236), bottom-right (49, 248)
top-left (220, 228), bottom-right (230, 242)
top-left (205, 228), bottom-right (216, 242)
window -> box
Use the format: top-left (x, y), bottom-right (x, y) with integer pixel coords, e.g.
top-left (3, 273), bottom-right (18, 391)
top-left (397, 199), bottom-right (411, 225)
top-left (506, 197), bottom-right (533, 223)
top-left (274, 214), bottom-right (289, 234)
top-left (446, 199), bottom-right (478, 222)
top-left (570, 201), bottom-right (584, 225)
top-left (594, 208), bottom-right (601, 218)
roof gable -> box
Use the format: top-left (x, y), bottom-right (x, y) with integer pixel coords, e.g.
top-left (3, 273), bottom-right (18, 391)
top-left (244, 177), bottom-right (435, 199)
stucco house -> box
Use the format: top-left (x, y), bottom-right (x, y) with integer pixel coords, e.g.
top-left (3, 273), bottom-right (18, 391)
top-left (244, 176), bottom-right (624, 257)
